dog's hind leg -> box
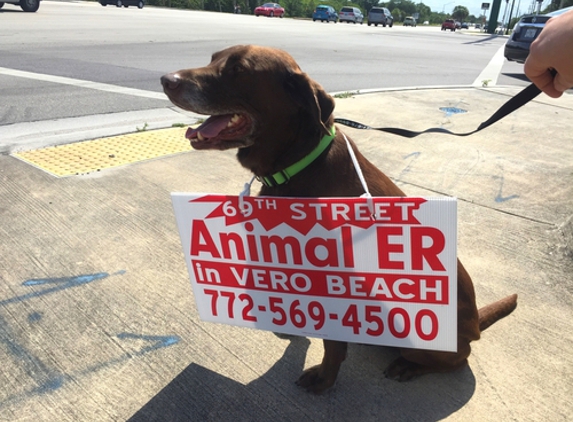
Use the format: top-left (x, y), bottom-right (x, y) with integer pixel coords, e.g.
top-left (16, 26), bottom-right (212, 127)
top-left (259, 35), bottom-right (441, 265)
top-left (384, 337), bottom-right (472, 381)
top-left (296, 340), bottom-right (348, 393)
top-left (384, 260), bottom-right (483, 381)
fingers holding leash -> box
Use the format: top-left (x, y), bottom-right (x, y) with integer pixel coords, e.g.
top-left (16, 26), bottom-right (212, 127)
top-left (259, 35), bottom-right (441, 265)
top-left (524, 9), bottom-right (573, 98)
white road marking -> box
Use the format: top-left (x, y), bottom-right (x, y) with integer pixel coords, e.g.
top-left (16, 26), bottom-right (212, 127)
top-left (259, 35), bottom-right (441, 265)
top-left (0, 66), bottom-right (166, 100)
top-left (472, 44), bottom-right (506, 87)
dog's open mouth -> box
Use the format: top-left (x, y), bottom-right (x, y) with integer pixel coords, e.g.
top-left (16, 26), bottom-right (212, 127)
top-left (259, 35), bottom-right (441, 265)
top-left (187, 113), bottom-right (253, 150)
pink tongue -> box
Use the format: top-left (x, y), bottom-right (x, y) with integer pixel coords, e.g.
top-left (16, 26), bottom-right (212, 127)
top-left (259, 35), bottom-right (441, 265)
top-left (186, 115), bottom-right (234, 139)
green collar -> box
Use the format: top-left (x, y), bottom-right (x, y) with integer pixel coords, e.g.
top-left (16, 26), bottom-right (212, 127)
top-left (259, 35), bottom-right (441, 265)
top-left (258, 126), bottom-right (336, 187)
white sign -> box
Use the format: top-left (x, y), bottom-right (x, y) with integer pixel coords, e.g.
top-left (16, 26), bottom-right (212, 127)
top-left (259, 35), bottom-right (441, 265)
top-left (172, 194), bottom-right (458, 352)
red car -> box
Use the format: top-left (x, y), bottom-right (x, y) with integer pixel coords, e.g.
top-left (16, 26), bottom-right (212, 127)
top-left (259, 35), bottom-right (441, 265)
top-left (441, 19), bottom-right (456, 31)
top-left (254, 2), bottom-right (284, 17)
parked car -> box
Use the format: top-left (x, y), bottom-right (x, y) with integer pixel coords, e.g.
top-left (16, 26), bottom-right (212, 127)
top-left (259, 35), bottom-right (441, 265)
top-left (495, 25), bottom-right (506, 34)
top-left (312, 5), bottom-right (338, 23)
top-left (504, 6), bottom-right (573, 63)
top-left (99, 0), bottom-right (144, 7)
top-left (403, 16), bottom-right (416, 26)
top-left (367, 7), bottom-right (393, 27)
top-left (475, 23), bottom-right (481, 29)
top-left (461, 22), bottom-right (469, 29)
top-left (441, 19), bottom-right (456, 31)
top-left (339, 6), bottom-right (364, 24)
top-left (254, 2), bottom-right (284, 17)
top-left (0, 0), bottom-right (40, 12)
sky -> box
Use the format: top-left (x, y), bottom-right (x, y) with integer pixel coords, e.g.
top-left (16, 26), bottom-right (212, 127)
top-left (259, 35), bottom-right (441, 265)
top-left (420, 0), bottom-right (551, 19)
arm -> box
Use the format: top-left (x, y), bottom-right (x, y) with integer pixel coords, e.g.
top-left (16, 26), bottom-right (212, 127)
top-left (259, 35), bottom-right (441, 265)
top-left (524, 9), bottom-right (573, 98)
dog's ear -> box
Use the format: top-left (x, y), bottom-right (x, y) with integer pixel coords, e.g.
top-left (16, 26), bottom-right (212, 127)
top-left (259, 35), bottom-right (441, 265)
top-left (284, 71), bottom-right (335, 135)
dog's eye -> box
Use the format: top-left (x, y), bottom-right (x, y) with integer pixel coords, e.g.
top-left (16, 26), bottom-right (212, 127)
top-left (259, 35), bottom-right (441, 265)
top-left (232, 64), bottom-right (245, 74)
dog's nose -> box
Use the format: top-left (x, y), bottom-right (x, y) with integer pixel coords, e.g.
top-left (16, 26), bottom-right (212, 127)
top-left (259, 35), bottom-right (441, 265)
top-left (161, 73), bottom-right (180, 91)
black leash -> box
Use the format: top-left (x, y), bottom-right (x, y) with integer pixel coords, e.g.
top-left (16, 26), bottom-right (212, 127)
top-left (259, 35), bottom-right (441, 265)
top-left (334, 83), bottom-right (543, 138)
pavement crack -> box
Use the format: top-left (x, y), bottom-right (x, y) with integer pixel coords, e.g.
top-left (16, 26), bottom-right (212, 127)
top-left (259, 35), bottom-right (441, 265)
top-left (394, 179), bottom-right (557, 227)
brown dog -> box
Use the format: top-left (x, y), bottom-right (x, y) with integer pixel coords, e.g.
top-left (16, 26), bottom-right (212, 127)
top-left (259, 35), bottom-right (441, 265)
top-left (161, 45), bottom-right (518, 394)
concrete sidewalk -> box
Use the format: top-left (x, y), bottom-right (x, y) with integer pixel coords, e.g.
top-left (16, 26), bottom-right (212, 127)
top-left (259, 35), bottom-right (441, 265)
top-left (0, 86), bottom-right (572, 421)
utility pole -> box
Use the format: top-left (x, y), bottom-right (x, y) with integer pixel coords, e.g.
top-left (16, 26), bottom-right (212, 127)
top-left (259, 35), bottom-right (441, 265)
top-left (487, 0), bottom-right (502, 34)
top-left (505, 0), bottom-right (516, 35)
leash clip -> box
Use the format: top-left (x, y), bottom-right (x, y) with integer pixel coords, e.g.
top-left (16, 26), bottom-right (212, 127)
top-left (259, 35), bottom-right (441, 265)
top-left (239, 176), bottom-right (256, 215)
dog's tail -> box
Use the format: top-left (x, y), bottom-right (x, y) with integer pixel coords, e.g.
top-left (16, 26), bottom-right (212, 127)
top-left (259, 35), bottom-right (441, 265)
top-left (478, 294), bottom-right (518, 332)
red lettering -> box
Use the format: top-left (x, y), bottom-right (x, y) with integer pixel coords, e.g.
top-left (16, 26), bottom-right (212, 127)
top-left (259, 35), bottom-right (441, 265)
top-left (261, 235), bottom-right (303, 265)
top-left (193, 261), bottom-right (448, 304)
top-left (388, 308), bottom-right (410, 338)
top-left (376, 226), bottom-right (405, 270)
top-left (410, 227), bottom-right (445, 271)
top-left (305, 237), bottom-right (339, 267)
top-left (190, 220), bottom-right (221, 258)
top-left (341, 226), bottom-right (355, 268)
top-left (220, 232), bottom-right (246, 260)
top-left (415, 309), bottom-right (439, 341)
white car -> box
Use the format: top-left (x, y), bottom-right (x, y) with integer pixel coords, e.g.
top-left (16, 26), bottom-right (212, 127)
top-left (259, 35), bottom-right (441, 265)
top-left (339, 6), bottom-right (364, 24)
top-left (0, 0), bottom-right (40, 12)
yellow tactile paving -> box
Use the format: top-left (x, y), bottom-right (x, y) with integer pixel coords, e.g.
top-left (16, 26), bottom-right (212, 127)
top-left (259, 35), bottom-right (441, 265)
top-left (13, 127), bottom-right (191, 177)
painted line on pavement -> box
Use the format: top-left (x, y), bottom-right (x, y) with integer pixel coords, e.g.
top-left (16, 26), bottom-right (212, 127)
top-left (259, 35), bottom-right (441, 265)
top-left (0, 66), bottom-right (166, 100)
top-left (472, 44), bottom-right (506, 87)
top-left (1, 61), bottom-right (504, 102)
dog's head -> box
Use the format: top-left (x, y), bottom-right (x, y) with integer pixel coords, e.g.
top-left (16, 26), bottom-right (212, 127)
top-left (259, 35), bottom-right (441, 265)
top-left (161, 45), bottom-right (335, 175)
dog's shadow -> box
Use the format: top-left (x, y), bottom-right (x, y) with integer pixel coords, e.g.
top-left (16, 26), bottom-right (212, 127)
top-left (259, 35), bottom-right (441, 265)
top-left (128, 336), bottom-right (475, 422)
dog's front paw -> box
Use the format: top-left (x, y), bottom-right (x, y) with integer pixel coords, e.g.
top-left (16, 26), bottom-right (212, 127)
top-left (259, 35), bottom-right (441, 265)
top-left (296, 365), bottom-right (336, 394)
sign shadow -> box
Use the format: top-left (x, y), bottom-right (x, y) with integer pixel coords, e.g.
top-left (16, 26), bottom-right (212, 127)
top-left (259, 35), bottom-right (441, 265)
top-left (128, 336), bottom-right (476, 422)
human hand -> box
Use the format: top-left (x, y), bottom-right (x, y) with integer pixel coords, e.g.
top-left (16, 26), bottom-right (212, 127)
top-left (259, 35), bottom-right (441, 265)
top-left (524, 9), bottom-right (573, 98)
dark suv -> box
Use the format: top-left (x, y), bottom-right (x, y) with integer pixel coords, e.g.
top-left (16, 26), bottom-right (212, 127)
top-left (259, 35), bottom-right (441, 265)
top-left (368, 7), bottom-right (393, 27)
top-left (99, 0), bottom-right (145, 7)
top-left (0, 0), bottom-right (40, 12)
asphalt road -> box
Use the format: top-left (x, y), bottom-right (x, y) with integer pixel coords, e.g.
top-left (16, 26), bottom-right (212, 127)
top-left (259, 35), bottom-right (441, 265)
top-left (0, 1), bottom-right (529, 127)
